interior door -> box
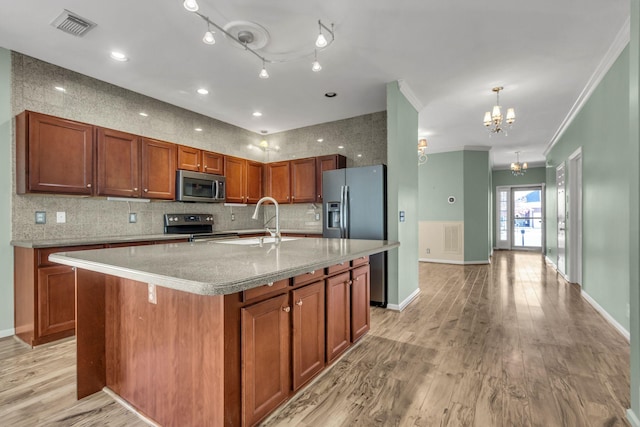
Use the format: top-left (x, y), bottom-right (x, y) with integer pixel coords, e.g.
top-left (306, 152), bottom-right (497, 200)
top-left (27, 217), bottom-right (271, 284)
top-left (556, 163), bottom-right (566, 275)
top-left (496, 186), bottom-right (511, 249)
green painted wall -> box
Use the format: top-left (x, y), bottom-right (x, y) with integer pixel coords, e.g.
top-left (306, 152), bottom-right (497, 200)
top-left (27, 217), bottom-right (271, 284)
top-left (386, 81), bottom-right (419, 307)
top-left (418, 151), bottom-right (464, 221)
top-left (547, 46), bottom-right (630, 332)
top-left (629, 0), bottom-right (640, 421)
top-left (0, 48), bottom-right (13, 336)
top-left (463, 150), bottom-right (491, 263)
top-left (491, 167), bottom-right (546, 248)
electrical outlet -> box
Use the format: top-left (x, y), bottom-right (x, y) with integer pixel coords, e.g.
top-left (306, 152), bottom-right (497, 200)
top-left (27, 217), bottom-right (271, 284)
top-left (148, 284), bottom-right (157, 304)
top-left (426, 248), bottom-right (430, 254)
top-left (231, 213), bottom-right (236, 221)
top-left (315, 213), bottom-right (320, 221)
top-left (35, 211), bottom-right (46, 224)
top-left (129, 213), bottom-right (137, 223)
top-left (56, 211), bottom-right (66, 223)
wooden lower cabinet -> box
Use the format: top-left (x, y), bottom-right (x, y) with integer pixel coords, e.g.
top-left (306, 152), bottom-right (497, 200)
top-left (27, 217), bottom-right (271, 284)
top-left (292, 281), bottom-right (325, 391)
top-left (326, 271), bottom-right (351, 363)
top-left (241, 293), bottom-right (291, 427)
top-left (351, 264), bottom-right (371, 342)
top-left (37, 265), bottom-right (76, 338)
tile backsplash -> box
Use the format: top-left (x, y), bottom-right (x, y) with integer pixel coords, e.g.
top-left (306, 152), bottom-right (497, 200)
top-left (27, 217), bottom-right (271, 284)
top-left (10, 52), bottom-right (385, 241)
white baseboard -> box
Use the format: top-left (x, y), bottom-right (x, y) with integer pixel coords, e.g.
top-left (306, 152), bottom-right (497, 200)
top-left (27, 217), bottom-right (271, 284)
top-left (581, 290), bottom-right (630, 341)
top-left (419, 258), bottom-right (490, 265)
top-left (0, 328), bottom-right (14, 339)
top-left (628, 409), bottom-right (640, 427)
top-left (387, 287), bottom-right (420, 312)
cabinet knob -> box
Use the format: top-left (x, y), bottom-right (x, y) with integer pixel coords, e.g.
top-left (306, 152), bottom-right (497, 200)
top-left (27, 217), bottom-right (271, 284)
top-left (309, 270), bottom-right (315, 275)
top-left (287, 196), bottom-right (290, 200)
top-left (86, 184), bottom-right (92, 188)
top-left (355, 276), bottom-right (360, 281)
top-left (197, 164), bottom-right (201, 167)
top-left (134, 187), bottom-right (138, 191)
top-left (283, 306), bottom-right (291, 313)
top-left (318, 194), bottom-right (321, 198)
top-left (296, 299), bottom-right (303, 306)
top-left (143, 189), bottom-right (148, 193)
top-left (267, 282), bottom-right (274, 287)
top-left (292, 196), bottom-right (295, 200)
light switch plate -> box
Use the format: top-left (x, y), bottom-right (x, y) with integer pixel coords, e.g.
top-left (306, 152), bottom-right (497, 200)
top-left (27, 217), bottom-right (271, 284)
top-left (35, 211), bottom-right (46, 224)
top-left (129, 213), bottom-right (137, 223)
top-left (148, 284), bottom-right (157, 304)
top-left (56, 211), bottom-right (66, 223)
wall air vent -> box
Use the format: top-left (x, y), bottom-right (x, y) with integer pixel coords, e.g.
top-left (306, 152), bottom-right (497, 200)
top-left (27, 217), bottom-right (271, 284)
top-left (443, 224), bottom-right (462, 254)
top-left (51, 10), bottom-right (97, 37)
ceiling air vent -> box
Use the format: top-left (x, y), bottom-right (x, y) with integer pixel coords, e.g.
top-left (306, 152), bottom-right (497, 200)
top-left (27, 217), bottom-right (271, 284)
top-left (51, 10), bottom-right (97, 37)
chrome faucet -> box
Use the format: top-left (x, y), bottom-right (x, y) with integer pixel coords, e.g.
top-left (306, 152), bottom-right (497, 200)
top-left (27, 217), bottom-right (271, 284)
top-left (252, 196), bottom-right (281, 242)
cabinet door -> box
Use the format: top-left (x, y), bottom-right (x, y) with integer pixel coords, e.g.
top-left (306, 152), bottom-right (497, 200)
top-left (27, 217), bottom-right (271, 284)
top-left (20, 112), bottom-right (94, 195)
top-left (241, 293), bottom-right (290, 426)
top-left (246, 160), bottom-right (264, 204)
top-left (291, 158), bottom-right (316, 203)
top-left (141, 138), bottom-right (176, 200)
top-left (202, 151), bottom-right (224, 175)
top-left (326, 271), bottom-right (351, 363)
top-left (37, 265), bottom-right (76, 337)
top-left (177, 145), bottom-right (201, 172)
top-left (351, 264), bottom-right (371, 342)
top-left (224, 156), bottom-right (246, 203)
top-left (316, 155), bottom-right (346, 202)
top-left (265, 161), bottom-right (290, 203)
top-left (97, 127), bottom-right (140, 197)
top-left (292, 281), bottom-right (325, 391)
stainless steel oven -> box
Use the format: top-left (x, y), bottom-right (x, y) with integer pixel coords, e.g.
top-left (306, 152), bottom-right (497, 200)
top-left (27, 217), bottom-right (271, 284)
top-left (164, 213), bottom-right (238, 242)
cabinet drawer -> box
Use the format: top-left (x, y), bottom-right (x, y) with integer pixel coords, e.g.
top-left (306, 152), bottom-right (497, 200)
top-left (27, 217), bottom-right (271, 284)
top-left (326, 261), bottom-right (349, 275)
top-left (38, 245), bottom-right (104, 267)
top-left (293, 269), bottom-right (324, 286)
top-left (243, 278), bottom-right (289, 303)
top-left (351, 255), bottom-right (369, 267)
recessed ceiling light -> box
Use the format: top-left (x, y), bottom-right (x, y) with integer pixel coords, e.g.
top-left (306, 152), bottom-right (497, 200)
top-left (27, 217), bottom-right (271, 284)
top-left (317, 138), bottom-right (324, 142)
top-left (252, 112), bottom-right (262, 117)
top-left (325, 92), bottom-right (337, 98)
top-left (357, 154), bottom-right (362, 158)
top-left (139, 112), bottom-right (148, 117)
top-left (195, 128), bottom-right (203, 132)
top-left (197, 88), bottom-right (209, 95)
top-left (110, 51), bottom-right (128, 62)
top-left (338, 145), bottom-right (344, 149)
top-left (54, 86), bottom-right (66, 92)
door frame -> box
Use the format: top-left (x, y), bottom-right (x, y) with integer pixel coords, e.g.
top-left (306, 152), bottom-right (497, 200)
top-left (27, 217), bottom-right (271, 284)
top-left (568, 148), bottom-right (583, 285)
top-left (495, 184), bottom-right (546, 252)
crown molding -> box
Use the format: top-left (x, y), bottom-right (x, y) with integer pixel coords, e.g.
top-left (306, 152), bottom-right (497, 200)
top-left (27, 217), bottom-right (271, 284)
top-left (397, 79), bottom-right (424, 112)
top-left (425, 144), bottom-right (492, 154)
top-left (544, 17), bottom-right (630, 156)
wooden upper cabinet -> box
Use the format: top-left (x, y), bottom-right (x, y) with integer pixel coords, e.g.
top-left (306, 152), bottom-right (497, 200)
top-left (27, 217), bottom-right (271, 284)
top-left (16, 111), bottom-right (95, 195)
top-left (178, 145), bottom-right (224, 175)
top-left (246, 160), bottom-right (264, 204)
top-left (291, 158), bottom-right (316, 203)
top-left (141, 137), bottom-right (176, 200)
top-left (225, 156), bottom-right (262, 204)
top-left (316, 154), bottom-right (346, 203)
top-left (265, 161), bottom-right (291, 203)
top-left (97, 128), bottom-right (140, 198)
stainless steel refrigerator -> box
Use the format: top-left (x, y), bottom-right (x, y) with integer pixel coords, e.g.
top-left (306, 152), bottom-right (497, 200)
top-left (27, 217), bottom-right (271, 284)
top-left (322, 165), bottom-right (387, 307)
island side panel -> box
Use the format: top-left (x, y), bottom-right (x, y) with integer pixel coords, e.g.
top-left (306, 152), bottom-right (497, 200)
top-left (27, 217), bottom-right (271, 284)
top-left (76, 269), bottom-right (107, 399)
top-left (105, 277), bottom-right (225, 426)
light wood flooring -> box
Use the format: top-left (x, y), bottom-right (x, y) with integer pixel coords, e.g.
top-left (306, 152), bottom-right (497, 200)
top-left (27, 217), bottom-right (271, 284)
top-left (0, 251), bottom-right (630, 426)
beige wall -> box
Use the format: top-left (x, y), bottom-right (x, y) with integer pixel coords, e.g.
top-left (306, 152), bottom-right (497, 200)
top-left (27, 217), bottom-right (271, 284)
top-left (418, 221), bottom-right (465, 264)
top-left (10, 53), bottom-right (386, 241)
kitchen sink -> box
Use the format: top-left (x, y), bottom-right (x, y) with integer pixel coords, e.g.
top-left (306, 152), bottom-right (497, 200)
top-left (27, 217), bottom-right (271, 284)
top-left (215, 237), bottom-right (300, 245)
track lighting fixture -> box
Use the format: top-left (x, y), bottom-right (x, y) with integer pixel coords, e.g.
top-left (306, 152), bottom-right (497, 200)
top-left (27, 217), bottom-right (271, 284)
top-left (183, 4), bottom-right (335, 79)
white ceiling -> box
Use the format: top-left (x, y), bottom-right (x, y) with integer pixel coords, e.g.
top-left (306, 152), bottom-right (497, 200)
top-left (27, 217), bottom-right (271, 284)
top-left (0, 0), bottom-right (629, 168)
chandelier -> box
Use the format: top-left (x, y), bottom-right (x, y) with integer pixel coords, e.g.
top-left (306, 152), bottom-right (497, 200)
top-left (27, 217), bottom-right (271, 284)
top-left (483, 86), bottom-right (515, 134)
top-left (511, 152), bottom-right (527, 176)
top-left (183, 0), bottom-right (335, 79)
top-left (418, 139), bottom-right (428, 165)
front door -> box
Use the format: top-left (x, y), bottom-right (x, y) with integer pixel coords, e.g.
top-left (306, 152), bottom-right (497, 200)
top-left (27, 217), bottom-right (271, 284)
top-left (512, 187), bottom-right (544, 250)
top-left (556, 163), bottom-right (566, 275)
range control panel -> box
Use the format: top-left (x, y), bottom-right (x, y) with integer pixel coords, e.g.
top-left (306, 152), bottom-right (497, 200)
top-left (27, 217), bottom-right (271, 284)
top-left (164, 214), bottom-right (214, 227)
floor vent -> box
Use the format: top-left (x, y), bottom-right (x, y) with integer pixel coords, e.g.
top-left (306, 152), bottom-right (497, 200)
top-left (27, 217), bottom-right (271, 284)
top-left (51, 10), bottom-right (97, 37)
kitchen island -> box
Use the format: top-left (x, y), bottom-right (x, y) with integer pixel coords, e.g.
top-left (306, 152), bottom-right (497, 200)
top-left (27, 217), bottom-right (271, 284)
top-left (50, 237), bottom-right (399, 427)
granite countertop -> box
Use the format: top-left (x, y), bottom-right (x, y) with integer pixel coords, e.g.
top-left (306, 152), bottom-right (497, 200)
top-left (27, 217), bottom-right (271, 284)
top-left (49, 238), bottom-right (399, 296)
top-left (10, 228), bottom-right (322, 248)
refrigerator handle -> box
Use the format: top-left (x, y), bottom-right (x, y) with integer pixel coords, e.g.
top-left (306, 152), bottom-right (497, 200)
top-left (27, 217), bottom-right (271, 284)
top-left (340, 185), bottom-right (346, 238)
top-left (344, 185), bottom-right (350, 239)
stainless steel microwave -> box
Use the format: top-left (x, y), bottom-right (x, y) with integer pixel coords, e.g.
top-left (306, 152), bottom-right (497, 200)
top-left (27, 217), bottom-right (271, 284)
top-left (175, 170), bottom-right (225, 203)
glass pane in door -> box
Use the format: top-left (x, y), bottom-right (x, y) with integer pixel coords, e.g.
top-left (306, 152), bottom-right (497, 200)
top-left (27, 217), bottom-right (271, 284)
top-left (512, 189), bottom-right (542, 248)
top-left (499, 191), bottom-right (508, 241)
